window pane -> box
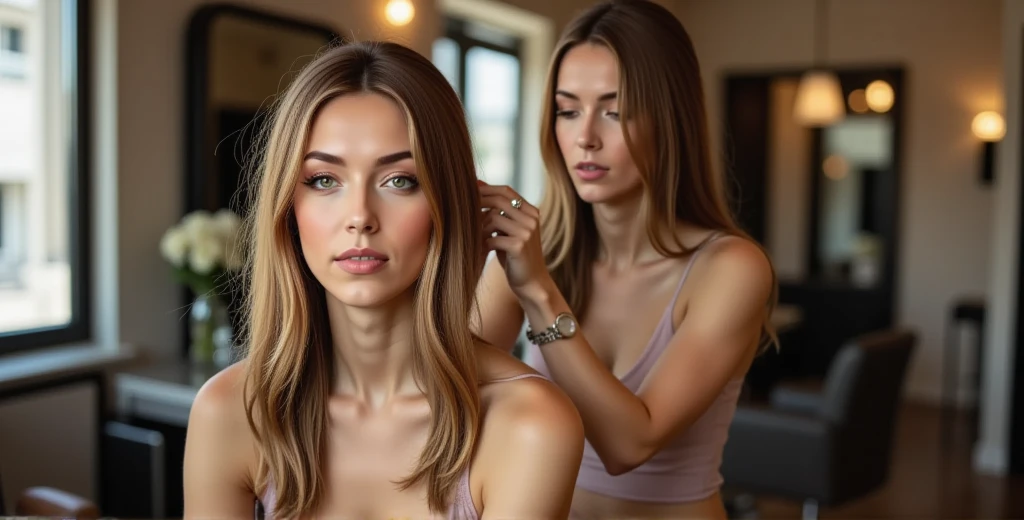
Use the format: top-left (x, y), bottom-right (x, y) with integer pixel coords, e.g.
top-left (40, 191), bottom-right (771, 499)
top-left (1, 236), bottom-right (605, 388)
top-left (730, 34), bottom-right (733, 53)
top-left (0, 0), bottom-right (77, 337)
top-left (465, 46), bottom-right (520, 187)
top-left (431, 37), bottom-right (459, 96)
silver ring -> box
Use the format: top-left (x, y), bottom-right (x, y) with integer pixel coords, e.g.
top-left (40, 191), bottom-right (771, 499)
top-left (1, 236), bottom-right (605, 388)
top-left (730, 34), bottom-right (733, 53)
top-left (499, 210), bottom-right (507, 217)
top-left (510, 198), bottom-right (523, 210)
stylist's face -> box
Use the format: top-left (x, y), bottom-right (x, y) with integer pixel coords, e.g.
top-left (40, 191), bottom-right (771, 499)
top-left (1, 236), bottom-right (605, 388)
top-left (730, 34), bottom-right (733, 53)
top-left (554, 43), bottom-right (642, 205)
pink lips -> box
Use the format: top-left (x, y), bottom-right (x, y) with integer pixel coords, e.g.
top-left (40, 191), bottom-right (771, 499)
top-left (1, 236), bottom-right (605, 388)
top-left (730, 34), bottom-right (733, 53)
top-left (335, 247), bottom-right (388, 275)
top-left (574, 161), bottom-right (609, 181)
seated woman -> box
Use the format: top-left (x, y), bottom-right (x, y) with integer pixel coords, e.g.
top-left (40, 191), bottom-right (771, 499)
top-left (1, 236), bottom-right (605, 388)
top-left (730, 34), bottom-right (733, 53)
top-left (182, 41), bottom-right (584, 519)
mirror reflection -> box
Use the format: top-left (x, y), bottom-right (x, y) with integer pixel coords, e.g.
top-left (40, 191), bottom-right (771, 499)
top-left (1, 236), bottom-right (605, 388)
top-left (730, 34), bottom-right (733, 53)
top-left (758, 70), bottom-right (901, 290)
top-left (186, 6), bottom-right (337, 217)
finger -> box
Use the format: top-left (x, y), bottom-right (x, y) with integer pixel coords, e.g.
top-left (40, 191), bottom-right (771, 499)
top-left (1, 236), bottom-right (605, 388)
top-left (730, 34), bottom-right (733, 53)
top-left (481, 195), bottom-right (528, 223)
top-left (476, 181), bottom-right (505, 196)
top-left (477, 183), bottom-right (539, 211)
top-left (483, 213), bottom-right (530, 239)
top-left (506, 194), bottom-right (540, 220)
top-left (485, 235), bottom-right (525, 256)
top-left (481, 195), bottom-right (539, 224)
top-left (478, 183), bottom-right (530, 208)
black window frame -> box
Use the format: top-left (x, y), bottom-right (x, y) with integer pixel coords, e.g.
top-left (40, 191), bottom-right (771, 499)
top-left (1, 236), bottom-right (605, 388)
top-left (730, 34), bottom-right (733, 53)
top-left (0, 0), bottom-right (91, 354)
top-left (440, 17), bottom-right (525, 190)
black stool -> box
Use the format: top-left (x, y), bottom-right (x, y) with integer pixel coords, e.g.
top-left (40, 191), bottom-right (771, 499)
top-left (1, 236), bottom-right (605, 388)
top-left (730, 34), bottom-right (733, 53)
top-left (941, 297), bottom-right (986, 447)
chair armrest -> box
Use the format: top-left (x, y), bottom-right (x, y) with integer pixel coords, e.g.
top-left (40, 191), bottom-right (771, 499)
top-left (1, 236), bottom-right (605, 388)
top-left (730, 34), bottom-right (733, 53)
top-left (770, 379), bottom-right (825, 415)
top-left (15, 487), bottom-right (100, 519)
top-left (722, 405), bottom-right (833, 501)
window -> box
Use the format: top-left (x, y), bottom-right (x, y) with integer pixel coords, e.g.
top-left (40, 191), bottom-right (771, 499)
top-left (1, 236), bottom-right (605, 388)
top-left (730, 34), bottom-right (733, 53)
top-left (0, 22), bottom-right (24, 79)
top-left (0, 0), bottom-right (90, 353)
top-left (1, 24), bottom-right (22, 53)
top-left (433, 18), bottom-right (524, 190)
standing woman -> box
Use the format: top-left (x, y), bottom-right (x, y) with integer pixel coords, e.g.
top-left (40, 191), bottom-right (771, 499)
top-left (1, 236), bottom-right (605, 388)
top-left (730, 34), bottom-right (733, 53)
top-left (475, 0), bottom-right (778, 518)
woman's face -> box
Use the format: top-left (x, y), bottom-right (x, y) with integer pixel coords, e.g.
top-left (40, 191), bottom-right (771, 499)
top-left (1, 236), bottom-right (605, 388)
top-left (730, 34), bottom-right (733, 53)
top-left (554, 43), bottom-right (643, 205)
top-left (293, 93), bottom-right (432, 309)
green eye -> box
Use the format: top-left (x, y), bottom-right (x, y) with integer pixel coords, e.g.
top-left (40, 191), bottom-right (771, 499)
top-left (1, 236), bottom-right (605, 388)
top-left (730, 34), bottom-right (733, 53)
top-left (387, 175), bottom-right (418, 190)
top-left (314, 177), bottom-right (337, 189)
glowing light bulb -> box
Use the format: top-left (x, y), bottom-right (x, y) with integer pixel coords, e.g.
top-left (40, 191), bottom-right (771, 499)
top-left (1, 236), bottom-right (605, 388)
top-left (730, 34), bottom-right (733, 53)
top-left (972, 111), bottom-right (1005, 142)
top-left (385, 0), bottom-right (415, 27)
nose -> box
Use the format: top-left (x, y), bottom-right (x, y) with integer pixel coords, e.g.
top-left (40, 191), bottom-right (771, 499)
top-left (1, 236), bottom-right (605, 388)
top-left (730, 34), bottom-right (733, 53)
top-left (576, 113), bottom-right (602, 151)
top-left (345, 188), bottom-right (379, 234)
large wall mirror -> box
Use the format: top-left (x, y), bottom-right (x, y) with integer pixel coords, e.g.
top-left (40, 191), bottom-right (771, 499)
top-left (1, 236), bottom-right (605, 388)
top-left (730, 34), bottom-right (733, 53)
top-left (185, 4), bottom-right (338, 216)
top-left (183, 4), bottom-right (338, 355)
top-left (724, 67), bottom-right (904, 383)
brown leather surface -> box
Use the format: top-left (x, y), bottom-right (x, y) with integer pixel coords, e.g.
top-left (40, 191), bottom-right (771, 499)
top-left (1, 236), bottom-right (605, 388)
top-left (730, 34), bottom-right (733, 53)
top-left (15, 486), bottom-right (100, 519)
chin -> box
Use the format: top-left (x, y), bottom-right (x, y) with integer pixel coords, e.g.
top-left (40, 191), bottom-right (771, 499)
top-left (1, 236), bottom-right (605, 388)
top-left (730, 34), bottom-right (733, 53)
top-left (326, 282), bottom-right (411, 309)
top-left (573, 183), bottom-right (641, 206)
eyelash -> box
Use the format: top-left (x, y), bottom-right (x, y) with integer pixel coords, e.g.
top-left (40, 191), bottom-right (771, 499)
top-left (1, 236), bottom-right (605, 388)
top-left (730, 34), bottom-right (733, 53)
top-left (302, 173), bottom-right (420, 191)
top-left (555, 109), bottom-right (620, 120)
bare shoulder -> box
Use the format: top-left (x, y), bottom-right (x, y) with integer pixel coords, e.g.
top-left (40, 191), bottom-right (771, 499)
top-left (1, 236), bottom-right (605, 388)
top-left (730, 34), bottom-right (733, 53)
top-left (187, 360), bottom-right (255, 468)
top-left (471, 343), bottom-right (583, 515)
top-left (693, 234), bottom-right (774, 296)
top-left (191, 360), bottom-right (250, 430)
top-left (184, 360), bottom-right (257, 512)
top-left (476, 343), bottom-right (583, 454)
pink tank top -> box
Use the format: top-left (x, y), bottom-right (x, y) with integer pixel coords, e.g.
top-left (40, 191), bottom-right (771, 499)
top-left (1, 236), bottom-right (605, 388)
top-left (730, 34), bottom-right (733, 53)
top-left (524, 233), bottom-right (744, 503)
top-left (256, 373), bottom-right (547, 519)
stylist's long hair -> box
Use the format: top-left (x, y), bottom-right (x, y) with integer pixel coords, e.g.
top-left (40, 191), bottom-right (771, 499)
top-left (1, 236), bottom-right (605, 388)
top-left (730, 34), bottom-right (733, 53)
top-left (538, 0), bottom-right (778, 348)
top-left (239, 41), bottom-right (484, 517)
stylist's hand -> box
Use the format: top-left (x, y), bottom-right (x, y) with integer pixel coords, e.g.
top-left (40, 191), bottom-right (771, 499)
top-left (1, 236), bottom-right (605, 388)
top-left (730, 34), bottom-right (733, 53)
top-left (478, 180), bottom-right (550, 297)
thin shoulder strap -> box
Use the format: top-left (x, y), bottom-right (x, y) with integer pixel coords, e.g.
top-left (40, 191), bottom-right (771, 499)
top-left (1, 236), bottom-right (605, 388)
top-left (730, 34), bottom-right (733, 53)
top-left (669, 231), bottom-right (726, 300)
top-left (483, 373), bottom-right (549, 384)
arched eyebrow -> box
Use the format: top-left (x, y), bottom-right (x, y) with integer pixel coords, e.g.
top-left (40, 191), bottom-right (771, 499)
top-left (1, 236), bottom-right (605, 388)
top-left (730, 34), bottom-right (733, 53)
top-left (303, 150), bottom-right (413, 167)
top-left (555, 90), bottom-right (617, 101)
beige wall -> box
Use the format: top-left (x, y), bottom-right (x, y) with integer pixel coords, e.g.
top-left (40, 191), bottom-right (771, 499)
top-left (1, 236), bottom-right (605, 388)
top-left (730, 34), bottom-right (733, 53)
top-left (677, 0), bottom-right (1003, 405)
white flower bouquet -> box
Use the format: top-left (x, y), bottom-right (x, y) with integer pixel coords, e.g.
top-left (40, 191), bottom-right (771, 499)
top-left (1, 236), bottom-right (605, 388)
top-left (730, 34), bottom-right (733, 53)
top-left (160, 209), bottom-right (244, 366)
top-left (159, 209), bottom-right (244, 296)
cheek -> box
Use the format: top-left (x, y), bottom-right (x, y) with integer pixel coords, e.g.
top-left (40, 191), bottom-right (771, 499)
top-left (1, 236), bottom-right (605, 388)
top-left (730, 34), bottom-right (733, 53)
top-left (555, 121), bottom-right (575, 157)
top-left (607, 125), bottom-right (639, 175)
top-left (293, 194), bottom-right (335, 258)
top-left (393, 200), bottom-right (433, 257)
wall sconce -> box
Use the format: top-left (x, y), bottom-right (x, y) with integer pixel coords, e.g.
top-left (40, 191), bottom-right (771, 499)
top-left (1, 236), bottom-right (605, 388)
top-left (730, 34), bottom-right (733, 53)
top-left (385, 0), bottom-right (415, 27)
top-left (972, 111), bottom-right (1005, 184)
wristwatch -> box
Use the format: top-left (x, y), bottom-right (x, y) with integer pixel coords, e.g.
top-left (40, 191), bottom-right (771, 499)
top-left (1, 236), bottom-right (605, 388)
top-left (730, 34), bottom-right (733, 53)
top-left (526, 312), bottom-right (579, 346)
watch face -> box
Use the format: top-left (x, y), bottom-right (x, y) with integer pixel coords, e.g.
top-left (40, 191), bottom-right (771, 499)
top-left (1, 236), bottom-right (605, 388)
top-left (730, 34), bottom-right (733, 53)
top-left (556, 314), bottom-right (577, 337)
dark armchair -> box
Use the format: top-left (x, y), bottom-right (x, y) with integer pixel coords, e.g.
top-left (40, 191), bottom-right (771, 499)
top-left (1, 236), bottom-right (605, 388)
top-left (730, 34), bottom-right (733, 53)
top-left (1, 471), bottom-right (99, 519)
top-left (16, 487), bottom-right (100, 519)
top-left (722, 328), bottom-right (917, 519)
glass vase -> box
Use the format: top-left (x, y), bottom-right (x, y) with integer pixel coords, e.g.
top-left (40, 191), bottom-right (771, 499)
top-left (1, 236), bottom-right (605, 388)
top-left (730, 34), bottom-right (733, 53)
top-left (189, 292), bottom-right (234, 367)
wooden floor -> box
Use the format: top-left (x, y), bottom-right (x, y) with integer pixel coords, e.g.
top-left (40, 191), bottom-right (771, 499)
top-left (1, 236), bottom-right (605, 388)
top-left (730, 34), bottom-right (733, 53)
top-left (742, 403), bottom-right (1024, 519)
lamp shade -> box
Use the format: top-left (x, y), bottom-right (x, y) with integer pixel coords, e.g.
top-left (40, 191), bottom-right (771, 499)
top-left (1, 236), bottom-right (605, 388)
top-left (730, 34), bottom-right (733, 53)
top-left (793, 70), bottom-right (845, 127)
top-left (972, 111), bottom-right (1005, 142)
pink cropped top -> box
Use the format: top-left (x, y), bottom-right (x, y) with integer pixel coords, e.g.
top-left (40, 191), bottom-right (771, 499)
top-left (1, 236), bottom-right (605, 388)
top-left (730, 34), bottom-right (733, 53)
top-left (256, 373), bottom-right (548, 519)
top-left (524, 233), bottom-right (744, 503)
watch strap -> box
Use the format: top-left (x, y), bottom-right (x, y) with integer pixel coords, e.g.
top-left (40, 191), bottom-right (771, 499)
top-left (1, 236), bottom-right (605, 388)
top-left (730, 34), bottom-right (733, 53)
top-left (527, 325), bottom-right (561, 346)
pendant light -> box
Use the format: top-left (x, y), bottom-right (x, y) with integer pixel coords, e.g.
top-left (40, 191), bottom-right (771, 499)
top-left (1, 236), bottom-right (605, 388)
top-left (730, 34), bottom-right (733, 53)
top-left (793, 0), bottom-right (844, 127)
